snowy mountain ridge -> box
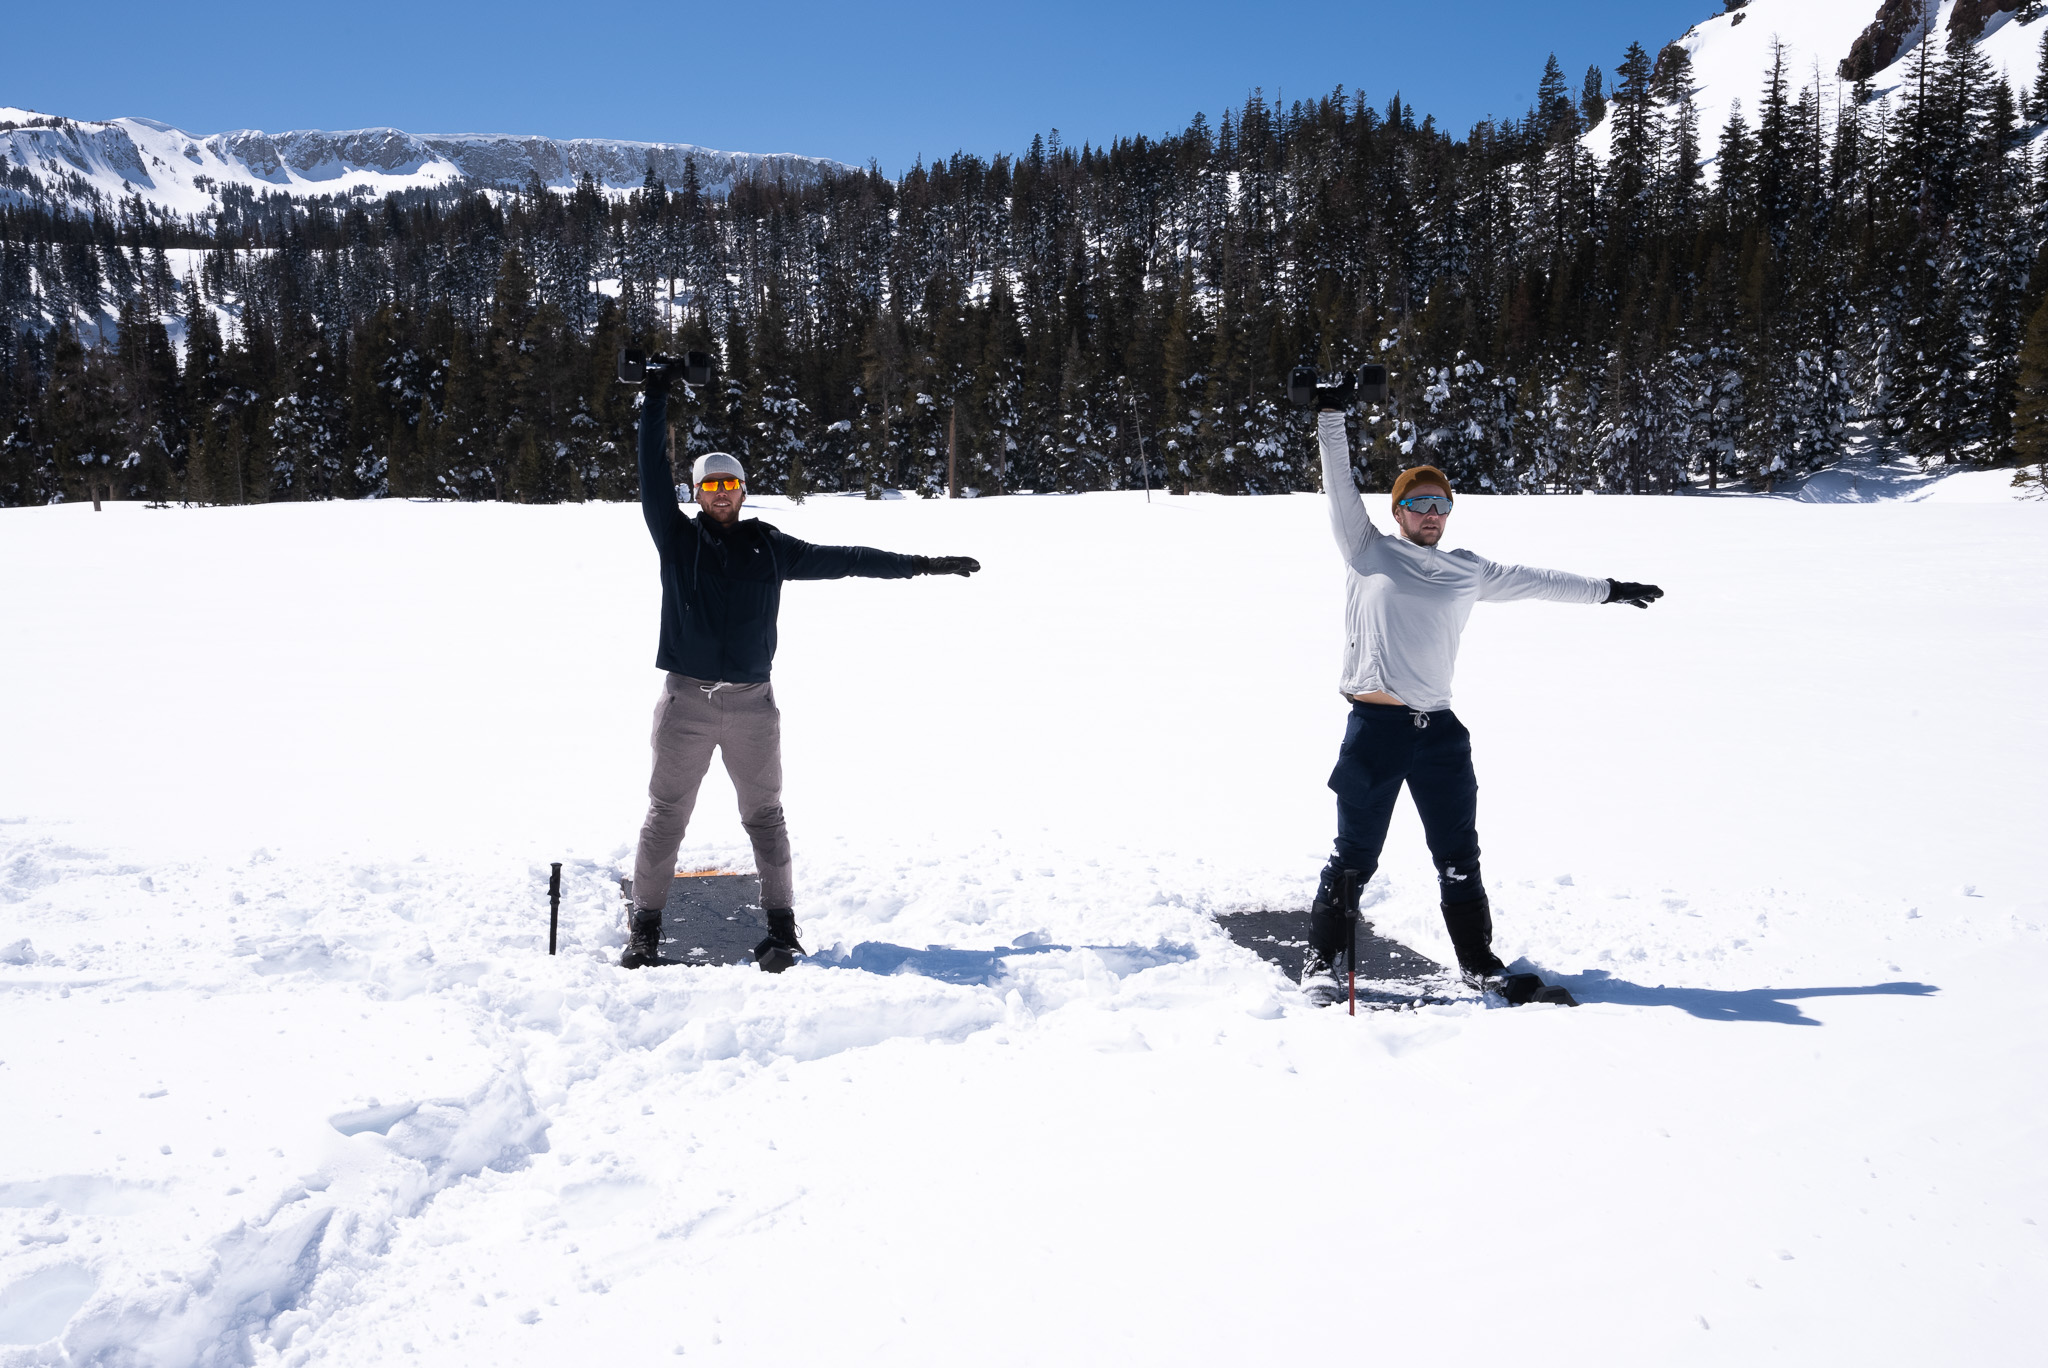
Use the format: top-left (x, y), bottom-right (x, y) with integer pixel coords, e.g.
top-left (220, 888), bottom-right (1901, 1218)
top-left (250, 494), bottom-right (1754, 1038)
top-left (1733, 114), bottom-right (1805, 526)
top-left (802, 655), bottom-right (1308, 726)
top-left (1599, 0), bottom-right (2048, 158)
top-left (0, 105), bottom-right (851, 218)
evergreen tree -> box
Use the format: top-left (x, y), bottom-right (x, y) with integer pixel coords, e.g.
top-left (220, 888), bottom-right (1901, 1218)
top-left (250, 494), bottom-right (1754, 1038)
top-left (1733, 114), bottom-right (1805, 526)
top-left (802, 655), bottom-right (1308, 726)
top-left (269, 337), bottom-right (351, 499)
top-left (1580, 64), bottom-right (1609, 129)
top-left (747, 279), bottom-right (809, 496)
top-left (970, 273), bottom-right (1027, 493)
top-left (1607, 42), bottom-right (1660, 250)
top-left (108, 298), bottom-right (185, 499)
top-left (2014, 271), bottom-right (2048, 478)
top-left (1662, 61), bottom-right (1704, 231)
top-left (857, 307), bottom-right (907, 497)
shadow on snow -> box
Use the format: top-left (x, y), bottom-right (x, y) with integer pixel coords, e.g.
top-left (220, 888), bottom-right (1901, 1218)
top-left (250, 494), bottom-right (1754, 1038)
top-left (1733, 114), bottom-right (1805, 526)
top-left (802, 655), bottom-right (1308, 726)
top-left (817, 939), bottom-right (1194, 986)
top-left (1558, 970), bottom-right (1939, 1025)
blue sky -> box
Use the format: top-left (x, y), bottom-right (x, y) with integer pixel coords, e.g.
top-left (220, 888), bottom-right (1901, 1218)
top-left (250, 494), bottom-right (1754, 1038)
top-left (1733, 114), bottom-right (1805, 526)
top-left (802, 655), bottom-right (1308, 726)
top-left (7, 0), bottom-right (1722, 173)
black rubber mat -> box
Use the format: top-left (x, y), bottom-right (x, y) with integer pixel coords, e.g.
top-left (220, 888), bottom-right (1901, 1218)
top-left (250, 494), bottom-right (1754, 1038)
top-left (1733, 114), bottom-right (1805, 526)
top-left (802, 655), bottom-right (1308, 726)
top-left (618, 872), bottom-right (765, 967)
top-left (1216, 909), bottom-right (1462, 1008)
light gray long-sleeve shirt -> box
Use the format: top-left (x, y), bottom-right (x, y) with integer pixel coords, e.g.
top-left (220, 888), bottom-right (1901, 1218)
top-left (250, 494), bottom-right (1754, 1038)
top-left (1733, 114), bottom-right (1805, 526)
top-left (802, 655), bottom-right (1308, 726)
top-left (1320, 410), bottom-right (1608, 710)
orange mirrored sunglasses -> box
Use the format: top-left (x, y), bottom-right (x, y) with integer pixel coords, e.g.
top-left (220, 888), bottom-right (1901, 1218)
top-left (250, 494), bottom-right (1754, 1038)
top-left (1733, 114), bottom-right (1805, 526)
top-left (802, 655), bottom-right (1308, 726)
top-left (696, 476), bottom-right (743, 493)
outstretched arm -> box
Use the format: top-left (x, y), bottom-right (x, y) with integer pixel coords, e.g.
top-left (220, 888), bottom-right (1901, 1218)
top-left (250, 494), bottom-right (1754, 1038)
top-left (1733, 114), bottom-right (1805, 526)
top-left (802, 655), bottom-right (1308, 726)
top-left (1318, 408), bottom-right (1381, 566)
top-left (1477, 560), bottom-right (1657, 606)
top-left (771, 531), bottom-right (979, 581)
top-left (636, 381), bottom-right (688, 548)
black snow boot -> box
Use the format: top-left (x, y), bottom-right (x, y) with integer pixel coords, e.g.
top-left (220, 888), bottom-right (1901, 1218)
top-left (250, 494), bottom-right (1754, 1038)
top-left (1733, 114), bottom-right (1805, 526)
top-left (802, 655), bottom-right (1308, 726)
top-left (753, 909), bottom-right (805, 974)
top-left (1301, 863), bottom-right (1368, 1006)
top-left (621, 908), bottom-right (663, 969)
top-left (1440, 896), bottom-right (1506, 988)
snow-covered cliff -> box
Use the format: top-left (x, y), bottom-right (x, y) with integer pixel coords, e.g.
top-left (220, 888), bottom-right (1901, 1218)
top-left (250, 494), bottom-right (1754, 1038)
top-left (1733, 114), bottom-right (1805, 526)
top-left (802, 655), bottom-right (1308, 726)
top-left (1587, 0), bottom-right (2045, 159)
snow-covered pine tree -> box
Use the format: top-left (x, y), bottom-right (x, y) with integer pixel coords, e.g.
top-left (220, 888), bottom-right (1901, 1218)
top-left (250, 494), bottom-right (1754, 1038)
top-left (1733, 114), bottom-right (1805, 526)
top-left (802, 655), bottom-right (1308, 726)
top-left (966, 273), bottom-right (1026, 494)
top-left (2028, 26), bottom-right (2048, 123)
top-left (345, 302), bottom-right (412, 499)
top-left (713, 309), bottom-right (753, 478)
top-left (747, 279), bottom-right (808, 497)
top-left (1950, 60), bottom-right (2030, 463)
top-left (478, 246), bottom-right (542, 501)
top-left (103, 299), bottom-right (183, 501)
top-left (268, 337), bottom-right (350, 499)
top-left (1607, 43), bottom-right (1660, 248)
top-left (2013, 256), bottom-right (2048, 486)
top-left (857, 307), bottom-right (908, 497)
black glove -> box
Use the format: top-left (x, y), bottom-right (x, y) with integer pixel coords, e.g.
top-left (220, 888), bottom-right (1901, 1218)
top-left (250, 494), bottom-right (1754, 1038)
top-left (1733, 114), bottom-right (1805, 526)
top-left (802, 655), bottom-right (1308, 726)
top-left (1606, 579), bottom-right (1664, 608)
top-left (916, 555), bottom-right (981, 577)
top-left (640, 351), bottom-right (712, 396)
top-left (1314, 374), bottom-right (1356, 412)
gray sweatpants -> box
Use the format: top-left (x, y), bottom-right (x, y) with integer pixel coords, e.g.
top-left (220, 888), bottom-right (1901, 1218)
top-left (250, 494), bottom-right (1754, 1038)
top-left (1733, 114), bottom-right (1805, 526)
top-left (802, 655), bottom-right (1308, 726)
top-left (633, 674), bottom-right (794, 913)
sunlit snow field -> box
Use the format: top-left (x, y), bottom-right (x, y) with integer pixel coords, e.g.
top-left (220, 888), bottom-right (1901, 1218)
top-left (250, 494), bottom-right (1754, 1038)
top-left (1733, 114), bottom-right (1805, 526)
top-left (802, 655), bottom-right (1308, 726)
top-left (2, 474), bottom-right (2043, 1365)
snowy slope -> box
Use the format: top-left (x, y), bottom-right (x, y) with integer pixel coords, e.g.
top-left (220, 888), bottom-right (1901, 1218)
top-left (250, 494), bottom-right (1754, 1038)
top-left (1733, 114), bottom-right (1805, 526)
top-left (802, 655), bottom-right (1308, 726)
top-left (2, 477), bottom-right (2043, 1364)
top-left (0, 105), bottom-right (848, 217)
top-left (1589, 0), bottom-right (2047, 158)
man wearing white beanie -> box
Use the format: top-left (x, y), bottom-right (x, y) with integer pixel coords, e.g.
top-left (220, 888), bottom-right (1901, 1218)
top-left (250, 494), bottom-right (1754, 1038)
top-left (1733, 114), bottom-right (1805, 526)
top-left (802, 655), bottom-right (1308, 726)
top-left (626, 358), bottom-right (980, 970)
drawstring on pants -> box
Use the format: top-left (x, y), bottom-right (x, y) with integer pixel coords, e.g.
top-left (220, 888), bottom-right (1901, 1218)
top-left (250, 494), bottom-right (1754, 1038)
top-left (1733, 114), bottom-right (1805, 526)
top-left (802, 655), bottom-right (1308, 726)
top-left (700, 681), bottom-right (735, 699)
top-left (1410, 710), bottom-right (1430, 729)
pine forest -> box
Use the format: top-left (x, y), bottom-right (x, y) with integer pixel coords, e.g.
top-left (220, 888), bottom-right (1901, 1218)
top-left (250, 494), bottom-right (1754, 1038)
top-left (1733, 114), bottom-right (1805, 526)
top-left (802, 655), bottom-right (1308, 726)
top-left (7, 31), bottom-right (2048, 507)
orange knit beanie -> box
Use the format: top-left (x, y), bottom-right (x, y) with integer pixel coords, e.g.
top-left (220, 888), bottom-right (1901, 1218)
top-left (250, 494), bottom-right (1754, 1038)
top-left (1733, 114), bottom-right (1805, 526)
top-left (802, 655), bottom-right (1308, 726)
top-left (1390, 464), bottom-right (1453, 507)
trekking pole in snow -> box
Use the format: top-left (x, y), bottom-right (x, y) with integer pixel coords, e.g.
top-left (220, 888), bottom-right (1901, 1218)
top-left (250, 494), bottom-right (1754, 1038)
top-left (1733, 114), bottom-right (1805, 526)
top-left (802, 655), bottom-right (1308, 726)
top-left (1347, 912), bottom-right (1357, 1016)
top-left (1129, 394), bottom-right (1152, 503)
top-left (548, 863), bottom-right (562, 955)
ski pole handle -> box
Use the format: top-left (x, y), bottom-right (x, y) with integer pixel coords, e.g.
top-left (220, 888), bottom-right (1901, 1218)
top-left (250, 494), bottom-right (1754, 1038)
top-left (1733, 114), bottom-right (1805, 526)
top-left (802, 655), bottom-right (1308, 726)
top-left (548, 863), bottom-right (562, 955)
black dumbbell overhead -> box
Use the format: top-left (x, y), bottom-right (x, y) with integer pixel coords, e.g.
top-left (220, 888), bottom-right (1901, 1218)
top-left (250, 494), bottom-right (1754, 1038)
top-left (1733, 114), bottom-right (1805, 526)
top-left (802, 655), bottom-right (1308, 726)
top-left (1287, 363), bottom-right (1389, 408)
top-left (617, 348), bottom-right (715, 388)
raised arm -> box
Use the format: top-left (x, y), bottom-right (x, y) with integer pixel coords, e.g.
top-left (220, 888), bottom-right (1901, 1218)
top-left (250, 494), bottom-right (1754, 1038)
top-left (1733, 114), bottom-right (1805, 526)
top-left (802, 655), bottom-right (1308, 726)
top-left (636, 382), bottom-right (688, 548)
top-left (1319, 409), bottom-right (1382, 566)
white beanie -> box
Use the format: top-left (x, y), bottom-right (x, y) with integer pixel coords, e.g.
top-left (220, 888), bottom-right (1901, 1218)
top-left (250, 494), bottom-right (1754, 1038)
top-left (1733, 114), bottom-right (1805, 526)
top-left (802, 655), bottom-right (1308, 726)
top-left (690, 452), bottom-right (746, 485)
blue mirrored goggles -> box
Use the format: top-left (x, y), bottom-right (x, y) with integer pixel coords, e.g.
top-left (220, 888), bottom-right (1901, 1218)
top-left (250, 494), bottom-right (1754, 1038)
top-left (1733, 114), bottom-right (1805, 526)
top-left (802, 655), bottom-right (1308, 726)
top-left (1396, 494), bottom-right (1454, 515)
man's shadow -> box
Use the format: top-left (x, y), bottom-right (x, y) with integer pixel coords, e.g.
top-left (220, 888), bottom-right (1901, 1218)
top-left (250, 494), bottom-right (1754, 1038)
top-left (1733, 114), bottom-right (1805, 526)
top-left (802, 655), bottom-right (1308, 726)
top-left (1557, 969), bottom-right (1939, 1025)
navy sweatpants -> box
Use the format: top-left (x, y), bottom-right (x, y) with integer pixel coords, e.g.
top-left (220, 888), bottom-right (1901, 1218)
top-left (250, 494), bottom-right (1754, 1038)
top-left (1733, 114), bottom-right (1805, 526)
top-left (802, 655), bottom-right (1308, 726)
top-left (1327, 701), bottom-right (1485, 906)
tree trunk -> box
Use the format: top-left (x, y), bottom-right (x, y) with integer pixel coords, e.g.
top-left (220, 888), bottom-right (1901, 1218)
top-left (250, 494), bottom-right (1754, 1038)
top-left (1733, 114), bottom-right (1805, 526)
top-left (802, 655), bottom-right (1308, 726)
top-left (947, 404), bottom-right (958, 498)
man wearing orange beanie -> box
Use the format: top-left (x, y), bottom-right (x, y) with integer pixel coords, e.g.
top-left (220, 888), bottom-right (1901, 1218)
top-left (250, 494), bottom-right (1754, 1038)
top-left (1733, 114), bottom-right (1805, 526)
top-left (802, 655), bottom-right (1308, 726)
top-left (1302, 386), bottom-right (1663, 1003)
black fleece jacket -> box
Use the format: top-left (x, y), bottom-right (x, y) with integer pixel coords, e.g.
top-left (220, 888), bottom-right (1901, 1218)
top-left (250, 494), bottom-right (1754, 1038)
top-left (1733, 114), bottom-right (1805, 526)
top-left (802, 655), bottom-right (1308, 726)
top-left (638, 387), bottom-right (919, 682)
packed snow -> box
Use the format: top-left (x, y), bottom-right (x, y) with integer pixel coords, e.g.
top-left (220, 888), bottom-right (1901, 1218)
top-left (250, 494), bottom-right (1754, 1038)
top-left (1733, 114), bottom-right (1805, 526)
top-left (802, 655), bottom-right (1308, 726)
top-left (2, 477), bottom-right (2044, 1364)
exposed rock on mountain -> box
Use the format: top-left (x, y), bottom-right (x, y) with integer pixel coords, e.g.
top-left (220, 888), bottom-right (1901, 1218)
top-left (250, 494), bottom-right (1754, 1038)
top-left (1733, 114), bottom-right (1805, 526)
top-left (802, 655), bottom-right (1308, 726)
top-left (1835, 0), bottom-right (2019, 82)
top-left (1947, 0), bottom-right (2025, 42)
top-left (1841, 0), bottom-right (1942, 81)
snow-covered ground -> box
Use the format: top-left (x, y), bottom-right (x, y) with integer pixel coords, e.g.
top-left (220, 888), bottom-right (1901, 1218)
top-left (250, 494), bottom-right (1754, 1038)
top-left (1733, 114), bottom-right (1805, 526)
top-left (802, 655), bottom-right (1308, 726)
top-left (2, 477), bottom-right (2043, 1365)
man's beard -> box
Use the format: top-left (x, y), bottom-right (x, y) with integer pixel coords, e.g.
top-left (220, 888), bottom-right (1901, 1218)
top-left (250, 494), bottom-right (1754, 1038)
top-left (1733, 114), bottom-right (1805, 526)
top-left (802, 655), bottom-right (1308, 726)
top-left (1405, 525), bottom-right (1443, 546)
